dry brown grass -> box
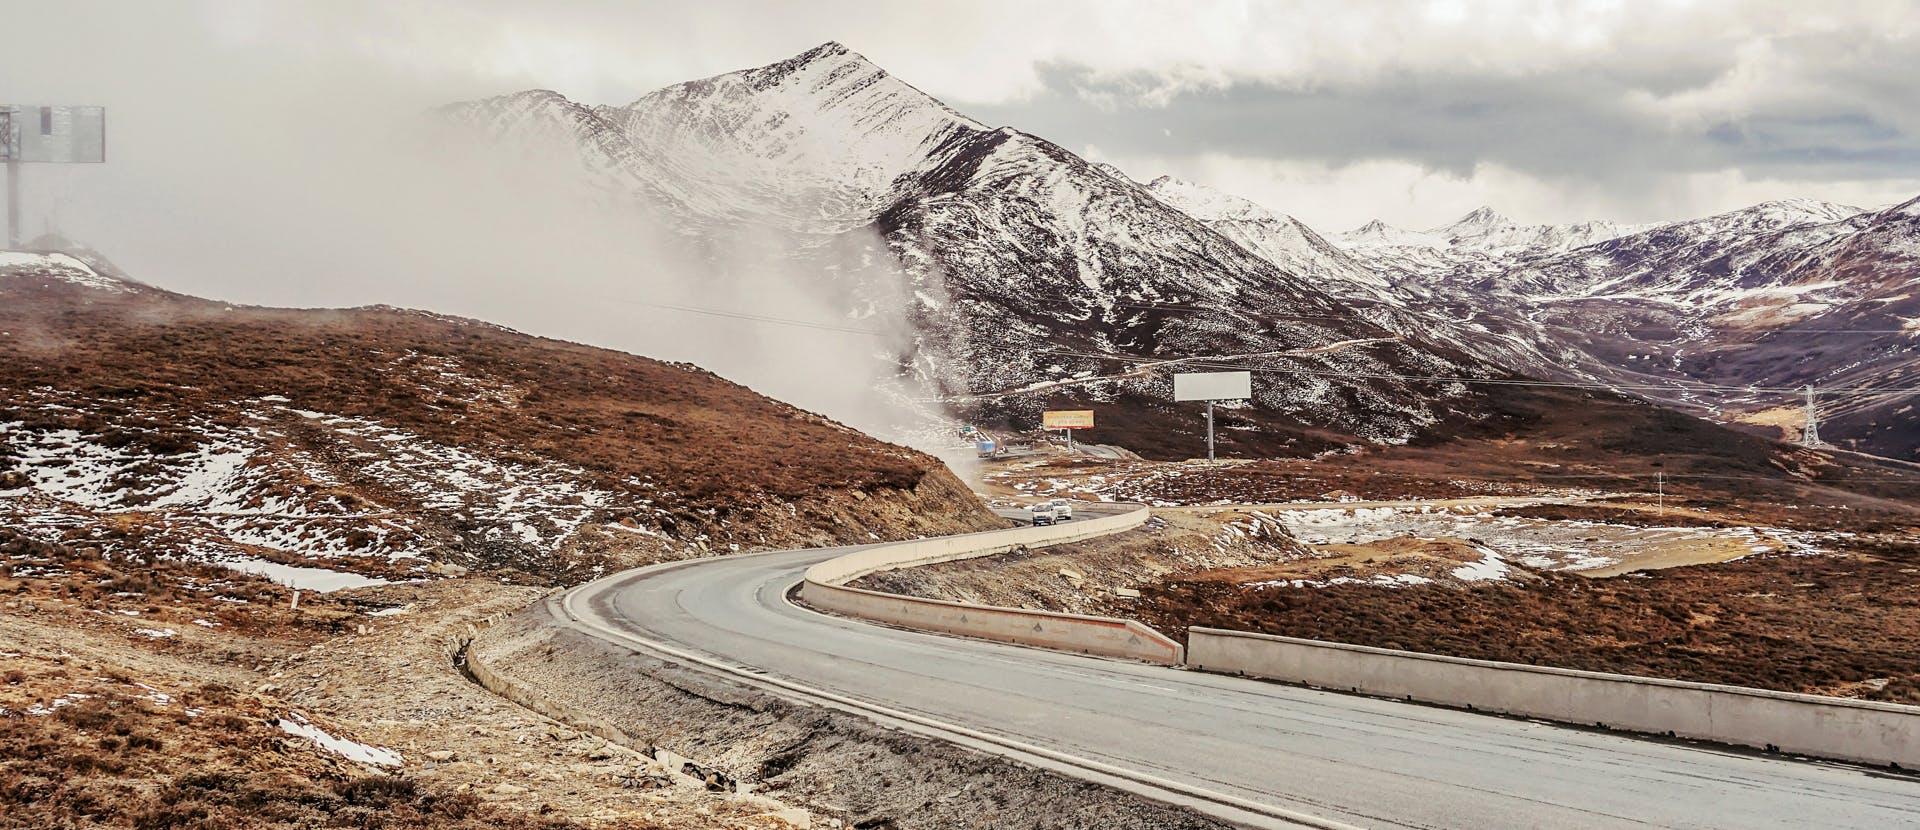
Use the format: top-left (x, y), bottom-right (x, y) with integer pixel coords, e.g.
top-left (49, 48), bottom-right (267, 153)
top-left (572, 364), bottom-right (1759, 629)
top-left (1137, 536), bottom-right (1920, 703)
top-left (0, 684), bottom-right (659, 830)
top-left (0, 279), bottom-right (939, 517)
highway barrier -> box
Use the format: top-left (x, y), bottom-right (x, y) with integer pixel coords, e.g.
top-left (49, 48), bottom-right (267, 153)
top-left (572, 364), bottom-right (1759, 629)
top-left (1187, 627), bottom-right (1920, 768)
top-left (800, 505), bottom-right (1185, 664)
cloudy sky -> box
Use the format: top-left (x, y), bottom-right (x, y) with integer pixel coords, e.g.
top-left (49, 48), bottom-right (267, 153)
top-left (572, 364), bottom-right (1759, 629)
top-left (6, 0), bottom-right (1920, 233)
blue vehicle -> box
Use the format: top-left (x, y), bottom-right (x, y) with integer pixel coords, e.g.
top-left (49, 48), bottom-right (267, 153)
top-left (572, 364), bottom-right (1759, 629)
top-left (975, 438), bottom-right (997, 458)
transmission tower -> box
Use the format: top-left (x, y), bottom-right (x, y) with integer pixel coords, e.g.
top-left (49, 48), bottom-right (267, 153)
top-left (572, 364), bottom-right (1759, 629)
top-left (1801, 385), bottom-right (1824, 447)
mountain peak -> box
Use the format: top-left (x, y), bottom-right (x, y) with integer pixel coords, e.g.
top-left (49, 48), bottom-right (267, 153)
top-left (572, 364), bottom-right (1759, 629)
top-left (791, 41), bottom-right (868, 69)
top-left (1445, 206), bottom-right (1511, 230)
top-left (1145, 176), bottom-right (1278, 223)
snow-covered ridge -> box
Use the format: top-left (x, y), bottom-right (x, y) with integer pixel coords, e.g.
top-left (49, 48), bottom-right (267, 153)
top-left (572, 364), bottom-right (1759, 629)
top-left (1146, 176), bottom-right (1391, 293)
top-left (606, 41), bottom-right (985, 228)
top-left (0, 250), bottom-right (130, 293)
top-left (450, 41), bottom-right (991, 231)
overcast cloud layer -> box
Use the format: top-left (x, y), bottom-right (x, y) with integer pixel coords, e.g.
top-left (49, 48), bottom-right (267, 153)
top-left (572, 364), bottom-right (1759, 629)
top-left (4, 0), bottom-right (1919, 249)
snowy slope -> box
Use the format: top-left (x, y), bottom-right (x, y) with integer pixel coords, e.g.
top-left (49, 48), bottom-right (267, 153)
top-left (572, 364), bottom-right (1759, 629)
top-left (602, 42), bottom-right (984, 230)
top-left (1475, 199), bottom-right (1868, 298)
top-left (1145, 176), bottom-right (1393, 296)
top-left (0, 250), bottom-right (132, 293)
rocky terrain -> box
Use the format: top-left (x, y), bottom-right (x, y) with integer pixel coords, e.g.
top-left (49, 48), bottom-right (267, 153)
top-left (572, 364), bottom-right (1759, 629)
top-left (0, 248), bottom-right (1001, 590)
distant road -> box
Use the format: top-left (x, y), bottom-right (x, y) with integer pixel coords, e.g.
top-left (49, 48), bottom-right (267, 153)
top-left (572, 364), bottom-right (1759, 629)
top-left (559, 506), bottom-right (1920, 828)
top-left (1158, 494), bottom-right (1578, 515)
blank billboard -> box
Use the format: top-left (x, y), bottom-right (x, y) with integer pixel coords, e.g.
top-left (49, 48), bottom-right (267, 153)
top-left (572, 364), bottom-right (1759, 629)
top-left (1173, 371), bottom-right (1252, 401)
top-left (3, 106), bottom-right (105, 163)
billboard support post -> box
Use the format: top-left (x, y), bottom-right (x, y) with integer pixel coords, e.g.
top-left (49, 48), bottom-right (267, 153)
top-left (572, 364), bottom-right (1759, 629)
top-left (6, 154), bottom-right (18, 248)
top-left (1206, 400), bottom-right (1215, 462)
top-left (3, 110), bottom-right (16, 247)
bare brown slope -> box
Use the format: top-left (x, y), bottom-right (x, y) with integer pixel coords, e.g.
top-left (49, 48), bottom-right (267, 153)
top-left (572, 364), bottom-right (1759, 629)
top-left (0, 262), bottom-right (1000, 582)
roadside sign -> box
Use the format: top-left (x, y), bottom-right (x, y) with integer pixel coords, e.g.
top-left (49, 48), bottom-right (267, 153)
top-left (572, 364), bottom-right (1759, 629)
top-left (1042, 410), bottom-right (1095, 430)
top-left (1174, 371), bottom-right (1251, 402)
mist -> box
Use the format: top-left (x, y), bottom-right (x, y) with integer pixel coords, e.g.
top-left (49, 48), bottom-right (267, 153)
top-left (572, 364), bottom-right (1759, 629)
top-left (0, 3), bottom-right (953, 454)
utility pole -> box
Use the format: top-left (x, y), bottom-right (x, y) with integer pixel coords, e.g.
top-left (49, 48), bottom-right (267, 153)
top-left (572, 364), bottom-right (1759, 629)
top-left (1801, 385), bottom-right (1824, 447)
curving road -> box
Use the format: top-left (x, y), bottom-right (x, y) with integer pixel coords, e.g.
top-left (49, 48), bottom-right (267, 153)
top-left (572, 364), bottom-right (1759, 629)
top-left (560, 511), bottom-right (1920, 829)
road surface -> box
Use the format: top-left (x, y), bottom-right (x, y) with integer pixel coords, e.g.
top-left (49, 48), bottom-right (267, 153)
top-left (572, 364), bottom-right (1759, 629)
top-left (560, 511), bottom-right (1920, 829)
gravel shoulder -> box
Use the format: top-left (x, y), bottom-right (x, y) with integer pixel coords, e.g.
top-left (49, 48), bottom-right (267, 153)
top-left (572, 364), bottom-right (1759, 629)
top-left (467, 598), bottom-right (1234, 830)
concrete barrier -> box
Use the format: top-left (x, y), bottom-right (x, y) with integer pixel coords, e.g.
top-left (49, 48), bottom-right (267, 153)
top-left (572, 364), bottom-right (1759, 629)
top-left (801, 505), bottom-right (1184, 664)
top-left (1188, 627), bottom-right (1920, 768)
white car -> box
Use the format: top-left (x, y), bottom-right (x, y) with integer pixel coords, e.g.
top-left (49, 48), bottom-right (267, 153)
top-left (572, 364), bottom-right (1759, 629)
top-left (1049, 498), bottom-right (1074, 521)
top-left (1029, 502), bottom-right (1059, 526)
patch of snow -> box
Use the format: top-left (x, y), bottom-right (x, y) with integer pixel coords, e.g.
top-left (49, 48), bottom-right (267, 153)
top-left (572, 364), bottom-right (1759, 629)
top-left (216, 556), bottom-right (393, 593)
top-left (1450, 548), bottom-right (1511, 582)
top-left (0, 251), bottom-right (127, 292)
top-left (277, 713), bottom-right (402, 767)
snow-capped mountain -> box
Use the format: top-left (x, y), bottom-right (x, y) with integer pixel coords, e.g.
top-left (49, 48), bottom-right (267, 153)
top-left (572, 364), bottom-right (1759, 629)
top-left (446, 41), bottom-right (1920, 460)
top-left (1471, 198), bottom-right (1868, 297)
top-left (1441, 196), bottom-right (1920, 456)
top-left (1144, 176), bottom-right (1392, 297)
top-left (1131, 174), bottom-right (1920, 458)
top-left (1334, 208), bottom-right (1647, 283)
top-left (450, 43), bottom-right (1534, 456)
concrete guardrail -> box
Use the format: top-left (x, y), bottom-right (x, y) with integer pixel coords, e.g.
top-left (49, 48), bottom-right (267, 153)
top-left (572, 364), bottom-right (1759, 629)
top-left (1188, 627), bottom-right (1920, 768)
top-left (800, 505), bottom-right (1184, 664)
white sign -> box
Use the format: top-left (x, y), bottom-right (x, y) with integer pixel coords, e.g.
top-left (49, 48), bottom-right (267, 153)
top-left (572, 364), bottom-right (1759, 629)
top-left (1174, 370), bottom-right (1252, 402)
top-left (3, 106), bottom-right (106, 163)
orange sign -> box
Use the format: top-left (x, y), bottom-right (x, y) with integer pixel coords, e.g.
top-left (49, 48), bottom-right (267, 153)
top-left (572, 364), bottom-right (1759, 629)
top-left (1042, 409), bottom-right (1095, 430)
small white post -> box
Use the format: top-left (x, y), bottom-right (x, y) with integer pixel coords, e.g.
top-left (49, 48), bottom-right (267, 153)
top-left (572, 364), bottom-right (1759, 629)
top-left (1656, 472), bottom-right (1664, 518)
top-left (290, 588), bottom-right (301, 611)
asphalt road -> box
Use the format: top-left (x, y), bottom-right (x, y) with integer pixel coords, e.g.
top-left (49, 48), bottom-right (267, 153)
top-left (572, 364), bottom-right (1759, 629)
top-left (564, 516), bottom-right (1920, 829)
